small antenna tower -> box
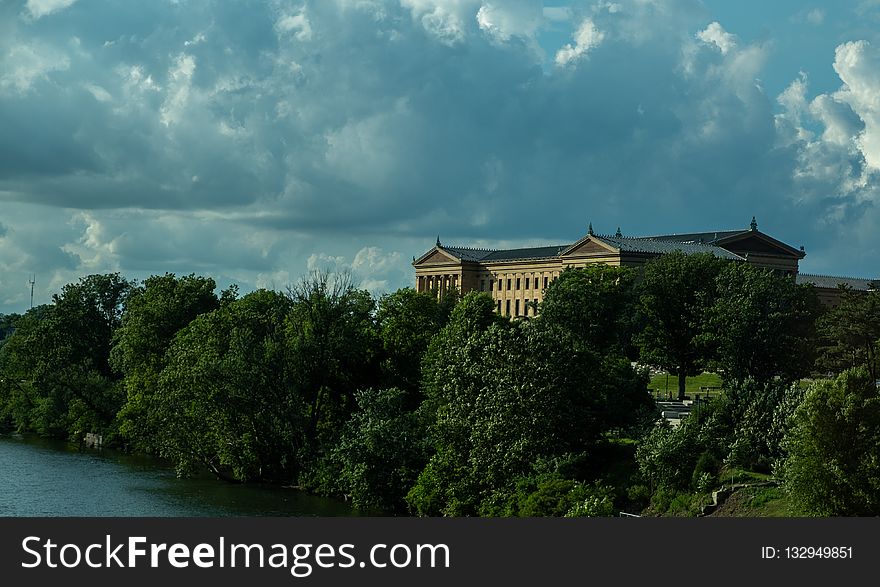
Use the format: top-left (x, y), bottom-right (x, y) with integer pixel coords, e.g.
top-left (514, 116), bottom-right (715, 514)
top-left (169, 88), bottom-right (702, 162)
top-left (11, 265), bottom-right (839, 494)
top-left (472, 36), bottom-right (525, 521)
top-left (29, 274), bottom-right (35, 309)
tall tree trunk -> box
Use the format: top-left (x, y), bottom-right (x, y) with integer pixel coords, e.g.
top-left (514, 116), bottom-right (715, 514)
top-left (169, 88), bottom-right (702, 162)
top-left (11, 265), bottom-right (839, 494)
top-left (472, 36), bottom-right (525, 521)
top-left (678, 371), bottom-right (687, 401)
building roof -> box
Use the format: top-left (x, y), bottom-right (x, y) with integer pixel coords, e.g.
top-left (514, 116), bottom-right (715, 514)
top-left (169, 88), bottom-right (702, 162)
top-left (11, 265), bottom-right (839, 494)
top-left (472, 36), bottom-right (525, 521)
top-left (436, 236), bottom-right (742, 263)
top-left (420, 220), bottom-right (798, 266)
top-left (642, 229), bottom-right (747, 244)
top-left (439, 245), bottom-right (570, 262)
top-left (439, 246), bottom-right (495, 262)
top-left (481, 245), bottom-right (570, 262)
top-left (595, 235), bottom-right (745, 260)
top-left (796, 273), bottom-right (878, 291)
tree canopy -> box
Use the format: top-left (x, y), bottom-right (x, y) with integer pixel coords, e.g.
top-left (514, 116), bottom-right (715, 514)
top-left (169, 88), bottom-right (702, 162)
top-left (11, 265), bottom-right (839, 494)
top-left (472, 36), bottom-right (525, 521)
top-left (636, 252), bottom-right (727, 400)
top-left (781, 368), bottom-right (880, 516)
top-left (707, 263), bottom-right (820, 387)
top-left (111, 273), bottom-right (220, 450)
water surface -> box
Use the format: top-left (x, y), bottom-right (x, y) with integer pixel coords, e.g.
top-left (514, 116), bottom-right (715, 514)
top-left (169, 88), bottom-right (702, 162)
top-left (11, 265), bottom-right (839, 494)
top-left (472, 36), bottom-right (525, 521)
top-left (0, 434), bottom-right (355, 517)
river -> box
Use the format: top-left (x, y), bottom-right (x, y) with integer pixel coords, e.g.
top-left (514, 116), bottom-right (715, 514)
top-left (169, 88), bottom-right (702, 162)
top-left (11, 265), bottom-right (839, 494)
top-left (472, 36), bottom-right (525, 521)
top-left (0, 434), bottom-right (357, 516)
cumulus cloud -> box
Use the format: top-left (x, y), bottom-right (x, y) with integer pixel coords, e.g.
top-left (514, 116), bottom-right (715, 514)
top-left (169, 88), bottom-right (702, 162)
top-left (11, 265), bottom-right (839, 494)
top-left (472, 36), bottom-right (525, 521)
top-left (779, 41), bottom-right (880, 197)
top-left (400, 0), bottom-right (477, 45)
top-left (476, 1), bottom-right (544, 43)
top-left (697, 21), bottom-right (737, 55)
top-left (775, 39), bottom-right (880, 268)
top-left (554, 18), bottom-right (604, 66)
top-left (833, 41), bottom-right (880, 170)
top-left (25, 0), bottom-right (77, 20)
top-left (307, 246), bottom-right (404, 294)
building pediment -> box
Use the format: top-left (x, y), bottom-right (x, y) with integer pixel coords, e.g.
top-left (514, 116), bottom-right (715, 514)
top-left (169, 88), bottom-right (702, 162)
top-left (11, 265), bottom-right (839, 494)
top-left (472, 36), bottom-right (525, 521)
top-left (716, 231), bottom-right (805, 259)
top-left (413, 247), bottom-right (463, 267)
top-left (559, 235), bottom-right (619, 257)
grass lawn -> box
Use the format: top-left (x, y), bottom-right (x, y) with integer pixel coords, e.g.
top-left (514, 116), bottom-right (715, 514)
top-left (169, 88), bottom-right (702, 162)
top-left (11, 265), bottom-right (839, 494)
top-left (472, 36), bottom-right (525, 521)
top-left (648, 371), bottom-right (723, 399)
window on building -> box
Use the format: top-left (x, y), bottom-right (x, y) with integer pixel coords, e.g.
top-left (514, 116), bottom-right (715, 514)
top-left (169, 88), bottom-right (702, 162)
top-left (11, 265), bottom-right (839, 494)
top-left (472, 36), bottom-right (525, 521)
top-left (480, 280), bottom-right (485, 292)
top-left (497, 300), bottom-right (501, 313)
top-left (525, 277), bottom-right (530, 290)
top-left (525, 299), bottom-right (530, 316)
top-left (515, 299), bottom-right (520, 316)
top-left (507, 278), bottom-right (512, 290)
top-left (489, 279), bottom-right (494, 291)
top-left (543, 276), bottom-right (548, 289)
top-left (505, 300), bottom-right (510, 315)
top-left (516, 278), bottom-right (521, 290)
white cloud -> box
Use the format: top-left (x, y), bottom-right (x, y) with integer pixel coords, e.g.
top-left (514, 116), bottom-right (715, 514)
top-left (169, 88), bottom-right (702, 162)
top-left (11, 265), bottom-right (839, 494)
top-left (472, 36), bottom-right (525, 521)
top-left (352, 246), bottom-right (402, 274)
top-left (400, 0), bottom-right (481, 45)
top-left (159, 53), bottom-right (196, 127)
top-left (775, 39), bottom-right (880, 264)
top-left (25, 0), bottom-right (77, 20)
top-left (184, 32), bottom-right (207, 47)
top-left (306, 252), bottom-right (348, 272)
top-left (62, 212), bottom-right (122, 272)
top-left (555, 18), bottom-right (604, 66)
top-left (307, 246), bottom-right (403, 295)
top-left (83, 82), bottom-right (112, 102)
top-left (832, 41), bottom-right (880, 170)
top-left (697, 21), bottom-right (737, 55)
top-left (276, 12), bottom-right (313, 41)
top-left (0, 44), bottom-right (70, 95)
top-left (476, 1), bottom-right (543, 43)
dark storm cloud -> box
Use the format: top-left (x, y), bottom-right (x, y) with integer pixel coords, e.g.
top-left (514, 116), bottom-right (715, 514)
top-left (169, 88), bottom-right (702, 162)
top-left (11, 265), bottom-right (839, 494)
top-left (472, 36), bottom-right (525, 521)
top-left (0, 0), bottom-right (877, 312)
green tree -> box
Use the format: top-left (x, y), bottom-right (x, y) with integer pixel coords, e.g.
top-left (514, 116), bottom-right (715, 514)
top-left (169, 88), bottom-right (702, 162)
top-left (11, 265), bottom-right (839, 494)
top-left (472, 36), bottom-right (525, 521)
top-left (407, 292), bottom-right (502, 515)
top-left (285, 271), bottom-right (382, 451)
top-left (155, 289), bottom-right (302, 481)
top-left (636, 420), bottom-right (702, 493)
top-left (781, 368), bottom-right (880, 516)
top-left (0, 275), bottom-right (131, 439)
top-left (723, 379), bottom-right (802, 470)
top-left (375, 288), bottom-right (446, 398)
top-left (111, 273), bottom-right (219, 451)
top-left (411, 293), bottom-right (640, 516)
top-left (0, 312), bottom-right (19, 349)
top-left (332, 387), bottom-right (429, 512)
top-left (636, 252), bottom-right (727, 400)
top-left (538, 264), bottom-right (653, 434)
top-left (510, 474), bottom-right (616, 517)
top-left (539, 264), bottom-right (638, 355)
top-left (708, 263), bottom-right (820, 387)
top-left (817, 289), bottom-right (880, 381)
top-left (0, 308), bottom-right (48, 431)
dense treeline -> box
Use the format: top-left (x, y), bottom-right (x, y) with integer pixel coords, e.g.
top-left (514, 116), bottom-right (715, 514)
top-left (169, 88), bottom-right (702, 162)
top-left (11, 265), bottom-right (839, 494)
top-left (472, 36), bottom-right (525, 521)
top-left (1, 253), bottom-right (878, 516)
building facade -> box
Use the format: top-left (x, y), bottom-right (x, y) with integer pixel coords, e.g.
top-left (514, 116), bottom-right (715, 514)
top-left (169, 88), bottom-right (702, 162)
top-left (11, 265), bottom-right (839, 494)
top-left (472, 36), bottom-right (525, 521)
top-left (413, 219), bottom-right (874, 316)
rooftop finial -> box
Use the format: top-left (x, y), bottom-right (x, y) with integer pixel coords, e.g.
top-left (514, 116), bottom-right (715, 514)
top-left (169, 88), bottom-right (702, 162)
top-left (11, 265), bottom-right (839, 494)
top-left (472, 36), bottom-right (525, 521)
top-left (750, 216), bottom-right (757, 231)
top-left (615, 226), bottom-right (622, 238)
top-left (588, 222), bottom-right (594, 236)
top-left (436, 235), bottom-right (441, 247)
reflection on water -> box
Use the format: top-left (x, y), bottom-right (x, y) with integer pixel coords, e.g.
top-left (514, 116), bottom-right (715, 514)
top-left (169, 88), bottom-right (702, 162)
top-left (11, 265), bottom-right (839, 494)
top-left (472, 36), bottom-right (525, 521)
top-left (0, 434), bottom-right (356, 517)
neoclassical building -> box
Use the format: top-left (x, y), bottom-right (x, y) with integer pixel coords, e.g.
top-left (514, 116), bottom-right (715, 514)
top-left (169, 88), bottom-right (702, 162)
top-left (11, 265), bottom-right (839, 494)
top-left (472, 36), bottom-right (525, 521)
top-left (412, 218), bottom-right (875, 316)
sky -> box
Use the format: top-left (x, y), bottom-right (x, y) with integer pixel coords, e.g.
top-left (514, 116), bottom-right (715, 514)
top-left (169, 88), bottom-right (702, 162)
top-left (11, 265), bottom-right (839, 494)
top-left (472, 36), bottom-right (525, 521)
top-left (1, 0), bottom-right (879, 313)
